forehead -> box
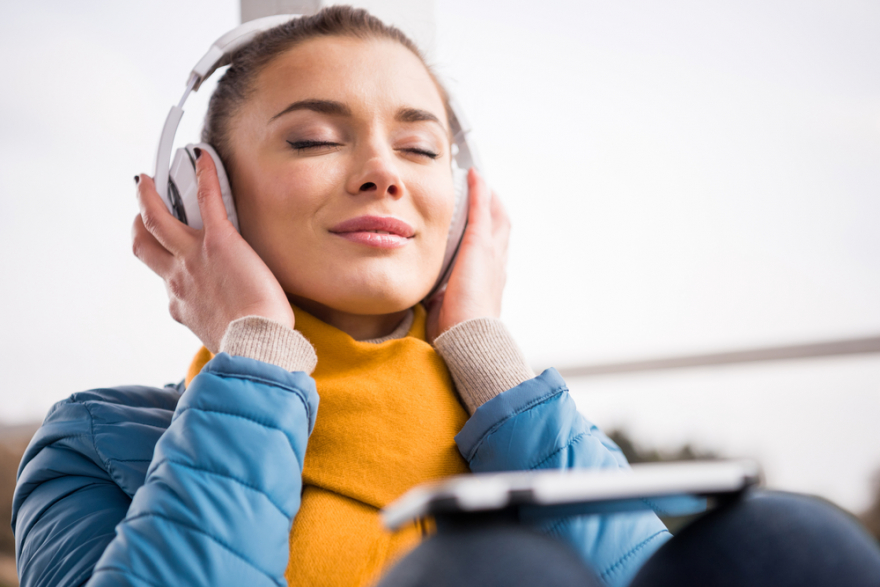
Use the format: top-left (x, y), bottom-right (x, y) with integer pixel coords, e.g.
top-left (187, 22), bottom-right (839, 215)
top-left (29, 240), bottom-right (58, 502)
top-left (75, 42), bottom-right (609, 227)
top-left (249, 36), bottom-right (448, 128)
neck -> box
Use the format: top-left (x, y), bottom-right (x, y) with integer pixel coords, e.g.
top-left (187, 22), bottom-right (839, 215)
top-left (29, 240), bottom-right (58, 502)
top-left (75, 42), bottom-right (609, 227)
top-left (290, 296), bottom-right (410, 342)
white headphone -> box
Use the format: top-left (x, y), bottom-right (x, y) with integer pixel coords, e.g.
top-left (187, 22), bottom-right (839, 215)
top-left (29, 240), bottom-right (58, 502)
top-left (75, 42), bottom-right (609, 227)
top-left (154, 14), bottom-right (479, 300)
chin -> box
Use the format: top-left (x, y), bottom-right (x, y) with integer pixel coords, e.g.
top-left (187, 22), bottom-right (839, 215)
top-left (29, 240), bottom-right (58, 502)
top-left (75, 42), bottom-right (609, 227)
top-left (286, 272), bottom-right (434, 316)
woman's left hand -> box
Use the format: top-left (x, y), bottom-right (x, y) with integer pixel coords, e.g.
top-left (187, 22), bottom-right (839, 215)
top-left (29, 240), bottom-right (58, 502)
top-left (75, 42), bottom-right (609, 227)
top-left (426, 168), bottom-right (510, 342)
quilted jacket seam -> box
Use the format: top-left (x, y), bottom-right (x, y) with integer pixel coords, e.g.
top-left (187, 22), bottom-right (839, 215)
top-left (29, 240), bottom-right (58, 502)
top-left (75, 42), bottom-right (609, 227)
top-left (152, 457), bottom-right (291, 518)
top-left (71, 566), bottom-right (97, 587)
top-left (90, 566), bottom-right (166, 587)
top-left (599, 529), bottom-right (670, 582)
top-left (543, 515), bottom-right (569, 537)
top-left (121, 511), bottom-right (283, 585)
top-left (205, 369), bottom-right (314, 423)
top-left (75, 400), bottom-right (107, 472)
top-left (528, 431), bottom-right (588, 470)
top-left (465, 385), bottom-right (567, 462)
top-left (172, 407), bottom-right (300, 456)
top-left (79, 400), bottom-right (139, 493)
top-left (640, 497), bottom-right (668, 516)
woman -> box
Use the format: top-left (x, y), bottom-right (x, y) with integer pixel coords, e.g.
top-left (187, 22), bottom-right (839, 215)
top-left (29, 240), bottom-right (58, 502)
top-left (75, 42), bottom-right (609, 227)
top-left (12, 7), bottom-right (668, 587)
top-left (14, 7), bottom-right (880, 587)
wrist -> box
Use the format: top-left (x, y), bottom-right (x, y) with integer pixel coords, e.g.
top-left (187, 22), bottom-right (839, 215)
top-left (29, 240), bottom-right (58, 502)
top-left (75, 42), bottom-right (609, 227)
top-left (439, 304), bottom-right (501, 337)
top-left (433, 318), bottom-right (534, 414)
top-left (220, 315), bottom-right (316, 374)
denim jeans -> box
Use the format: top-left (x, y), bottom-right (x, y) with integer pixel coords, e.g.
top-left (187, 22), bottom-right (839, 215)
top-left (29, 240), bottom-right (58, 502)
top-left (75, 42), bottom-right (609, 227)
top-left (377, 491), bottom-right (880, 587)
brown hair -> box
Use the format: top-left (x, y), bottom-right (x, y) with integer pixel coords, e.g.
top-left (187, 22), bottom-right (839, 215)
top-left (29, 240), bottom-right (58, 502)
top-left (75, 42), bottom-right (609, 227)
top-left (201, 5), bottom-right (448, 174)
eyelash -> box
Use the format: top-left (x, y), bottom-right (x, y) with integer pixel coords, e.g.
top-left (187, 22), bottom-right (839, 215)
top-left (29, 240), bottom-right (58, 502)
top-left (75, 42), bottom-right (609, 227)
top-left (403, 147), bottom-right (439, 160)
top-left (287, 140), bottom-right (339, 151)
top-left (286, 140), bottom-right (439, 160)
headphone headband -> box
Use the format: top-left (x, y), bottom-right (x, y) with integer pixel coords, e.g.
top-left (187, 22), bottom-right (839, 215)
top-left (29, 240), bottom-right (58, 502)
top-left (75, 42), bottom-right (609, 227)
top-left (154, 14), bottom-right (479, 208)
top-left (190, 14), bottom-right (300, 90)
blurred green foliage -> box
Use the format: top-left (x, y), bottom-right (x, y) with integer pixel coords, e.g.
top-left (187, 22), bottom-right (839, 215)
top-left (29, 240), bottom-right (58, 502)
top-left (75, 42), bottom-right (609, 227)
top-left (607, 429), bottom-right (719, 465)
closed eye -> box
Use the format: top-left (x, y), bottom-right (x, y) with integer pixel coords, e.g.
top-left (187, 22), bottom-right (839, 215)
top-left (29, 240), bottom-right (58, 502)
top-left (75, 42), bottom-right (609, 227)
top-left (287, 140), bottom-right (341, 151)
top-left (400, 147), bottom-right (439, 159)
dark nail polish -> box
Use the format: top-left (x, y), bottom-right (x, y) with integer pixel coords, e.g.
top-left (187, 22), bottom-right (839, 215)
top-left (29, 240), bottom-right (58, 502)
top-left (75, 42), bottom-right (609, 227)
top-left (134, 175), bottom-right (140, 185)
top-left (193, 147), bottom-right (202, 159)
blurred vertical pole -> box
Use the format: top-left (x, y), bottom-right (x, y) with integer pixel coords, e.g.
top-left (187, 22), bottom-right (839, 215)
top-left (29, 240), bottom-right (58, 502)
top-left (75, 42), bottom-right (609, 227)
top-left (241, 0), bottom-right (321, 20)
top-left (240, 0), bottom-right (435, 56)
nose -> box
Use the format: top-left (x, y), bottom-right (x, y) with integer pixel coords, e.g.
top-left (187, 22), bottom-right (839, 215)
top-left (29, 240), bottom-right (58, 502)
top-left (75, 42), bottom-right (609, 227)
top-left (345, 144), bottom-right (402, 199)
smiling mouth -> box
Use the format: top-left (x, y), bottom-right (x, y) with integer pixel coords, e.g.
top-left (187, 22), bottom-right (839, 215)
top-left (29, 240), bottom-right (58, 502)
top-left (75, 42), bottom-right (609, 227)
top-left (330, 230), bottom-right (412, 249)
top-left (329, 215), bottom-right (415, 249)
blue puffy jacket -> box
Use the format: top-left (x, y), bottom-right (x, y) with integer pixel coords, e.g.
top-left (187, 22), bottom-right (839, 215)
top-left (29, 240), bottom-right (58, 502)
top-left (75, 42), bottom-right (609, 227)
top-left (12, 354), bottom-right (670, 587)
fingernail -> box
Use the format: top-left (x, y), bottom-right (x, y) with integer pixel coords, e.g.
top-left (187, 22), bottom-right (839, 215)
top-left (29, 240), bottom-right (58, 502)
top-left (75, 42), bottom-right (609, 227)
top-left (193, 147), bottom-right (202, 159)
top-left (134, 175), bottom-right (140, 185)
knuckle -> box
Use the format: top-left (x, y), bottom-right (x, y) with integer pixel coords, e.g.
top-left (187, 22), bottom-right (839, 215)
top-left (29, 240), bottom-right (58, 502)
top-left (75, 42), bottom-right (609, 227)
top-left (130, 220), bottom-right (144, 257)
top-left (200, 231), bottom-right (216, 249)
top-left (201, 231), bottom-right (224, 252)
top-left (168, 300), bottom-right (183, 324)
top-left (140, 210), bottom-right (160, 234)
top-left (474, 240), bottom-right (492, 256)
top-left (180, 255), bottom-right (199, 278)
top-left (196, 172), bottom-right (215, 202)
top-left (196, 181), bottom-right (211, 202)
top-left (167, 273), bottom-right (186, 299)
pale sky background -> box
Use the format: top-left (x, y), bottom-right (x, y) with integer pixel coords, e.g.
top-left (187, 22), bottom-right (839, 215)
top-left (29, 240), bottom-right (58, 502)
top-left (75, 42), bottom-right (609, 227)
top-left (0, 1), bottom-right (878, 512)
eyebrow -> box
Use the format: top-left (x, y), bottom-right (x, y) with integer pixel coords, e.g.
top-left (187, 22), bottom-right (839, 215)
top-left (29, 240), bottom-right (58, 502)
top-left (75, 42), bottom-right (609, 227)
top-left (396, 107), bottom-right (441, 126)
top-left (269, 100), bottom-right (444, 130)
top-left (269, 99), bottom-right (352, 122)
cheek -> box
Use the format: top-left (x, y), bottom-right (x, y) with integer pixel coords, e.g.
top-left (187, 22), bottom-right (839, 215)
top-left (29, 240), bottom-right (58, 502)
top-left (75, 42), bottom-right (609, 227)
top-left (410, 171), bottom-right (455, 229)
top-left (236, 158), bottom-right (342, 237)
top-left (415, 174), bottom-right (457, 253)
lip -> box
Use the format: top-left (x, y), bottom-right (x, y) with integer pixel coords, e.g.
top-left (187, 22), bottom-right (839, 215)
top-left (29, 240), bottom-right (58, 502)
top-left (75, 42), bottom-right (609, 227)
top-left (329, 215), bottom-right (415, 249)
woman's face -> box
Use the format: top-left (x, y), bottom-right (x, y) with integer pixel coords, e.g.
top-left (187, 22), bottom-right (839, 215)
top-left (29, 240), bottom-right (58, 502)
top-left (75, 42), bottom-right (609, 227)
top-left (226, 36), bottom-right (455, 315)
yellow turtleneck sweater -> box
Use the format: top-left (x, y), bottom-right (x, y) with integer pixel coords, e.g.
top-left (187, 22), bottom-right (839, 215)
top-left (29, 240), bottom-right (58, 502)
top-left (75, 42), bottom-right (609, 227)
top-left (187, 305), bottom-right (471, 586)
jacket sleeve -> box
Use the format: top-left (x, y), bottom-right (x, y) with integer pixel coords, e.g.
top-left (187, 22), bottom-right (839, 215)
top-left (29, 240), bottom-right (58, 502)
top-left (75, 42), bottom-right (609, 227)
top-left (454, 368), bottom-right (670, 587)
top-left (13, 353), bottom-right (318, 587)
top-left (12, 398), bottom-right (151, 587)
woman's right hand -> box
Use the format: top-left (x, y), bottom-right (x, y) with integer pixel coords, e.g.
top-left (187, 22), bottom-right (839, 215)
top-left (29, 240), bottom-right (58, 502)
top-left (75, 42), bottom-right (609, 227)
top-left (132, 149), bottom-right (294, 352)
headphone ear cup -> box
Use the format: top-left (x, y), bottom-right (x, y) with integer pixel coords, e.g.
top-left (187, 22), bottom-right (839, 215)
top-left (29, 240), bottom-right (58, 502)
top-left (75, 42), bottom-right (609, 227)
top-left (167, 143), bottom-right (240, 232)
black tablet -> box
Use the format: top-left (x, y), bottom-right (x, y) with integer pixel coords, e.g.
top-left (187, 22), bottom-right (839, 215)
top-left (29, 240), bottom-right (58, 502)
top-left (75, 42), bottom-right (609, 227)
top-left (382, 460), bottom-right (761, 530)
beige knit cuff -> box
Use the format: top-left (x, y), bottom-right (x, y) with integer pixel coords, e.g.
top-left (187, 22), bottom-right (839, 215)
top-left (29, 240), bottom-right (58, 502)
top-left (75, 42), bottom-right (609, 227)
top-left (219, 316), bottom-right (318, 375)
top-left (433, 318), bottom-right (535, 415)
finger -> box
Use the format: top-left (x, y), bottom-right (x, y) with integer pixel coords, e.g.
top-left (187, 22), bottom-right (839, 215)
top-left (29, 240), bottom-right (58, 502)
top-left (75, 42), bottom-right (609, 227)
top-left (194, 149), bottom-right (233, 231)
top-left (488, 189), bottom-right (509, 226)
top-left (136, 174), bottom-right (195, 255)
top-left (489, 190), bottom-right (511, 240)
top-left (131, 213), bottom-right (175, 276)
top-left (466, 168), bottom-right (492, 230)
